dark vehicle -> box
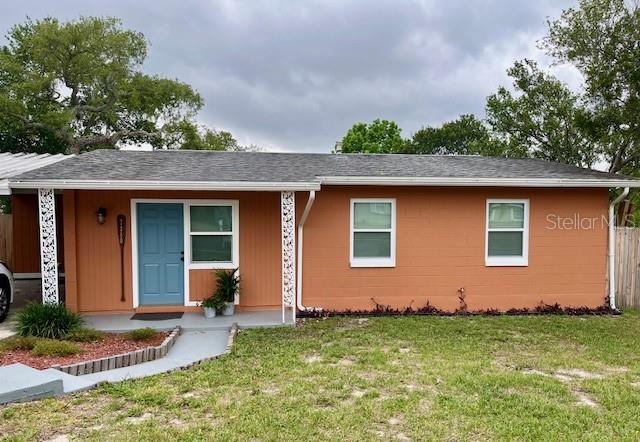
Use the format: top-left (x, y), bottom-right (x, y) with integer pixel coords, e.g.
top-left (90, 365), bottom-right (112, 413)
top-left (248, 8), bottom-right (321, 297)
top-left (0, 262), bottom-right (13, 322)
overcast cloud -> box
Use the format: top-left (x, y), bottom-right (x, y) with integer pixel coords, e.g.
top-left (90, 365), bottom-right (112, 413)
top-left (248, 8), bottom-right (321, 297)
top-left (1, 0), bottom-right (579, 152)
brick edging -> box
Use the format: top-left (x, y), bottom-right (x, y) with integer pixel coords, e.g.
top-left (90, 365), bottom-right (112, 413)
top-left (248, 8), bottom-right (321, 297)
top-left (52, 326), bottom-right (182, 376)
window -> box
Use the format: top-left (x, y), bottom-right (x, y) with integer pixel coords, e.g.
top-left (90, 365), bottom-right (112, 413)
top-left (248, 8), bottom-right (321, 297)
top-left (350, 199), bottom-right (396, 267)
top-left (485, 199), bottom-right (529, 266)
top-left (187, 202), bottom-right (238, 269)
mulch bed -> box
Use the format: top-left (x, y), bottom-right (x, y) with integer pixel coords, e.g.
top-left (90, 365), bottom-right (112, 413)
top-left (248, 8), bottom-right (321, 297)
top-left (0, 332), bottom-right (169, 370)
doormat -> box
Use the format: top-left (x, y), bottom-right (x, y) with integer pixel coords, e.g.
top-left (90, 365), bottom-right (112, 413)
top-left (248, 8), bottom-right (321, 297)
top-left (131, 312), bottom-right (184, 321)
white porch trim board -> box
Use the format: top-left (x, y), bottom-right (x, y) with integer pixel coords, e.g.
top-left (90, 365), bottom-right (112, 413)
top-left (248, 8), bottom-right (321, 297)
top-left (38, 188), bottom-right (59, 304)
top-left (280, 191), bottom-right (296, 323)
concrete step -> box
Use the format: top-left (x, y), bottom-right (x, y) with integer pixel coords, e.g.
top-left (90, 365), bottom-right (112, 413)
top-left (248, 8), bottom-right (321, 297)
top-left (0, 363), bottom-right (63, 404)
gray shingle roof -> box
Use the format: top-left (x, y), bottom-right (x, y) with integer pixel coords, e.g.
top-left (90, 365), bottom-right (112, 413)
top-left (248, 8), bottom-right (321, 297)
top-left (9, 149), bottom-right (640, 188)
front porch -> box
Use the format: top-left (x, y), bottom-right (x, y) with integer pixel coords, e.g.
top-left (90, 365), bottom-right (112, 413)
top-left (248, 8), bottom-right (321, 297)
top-left (83, 309), bottom-right (293, 332)
top-left (32, 188), bottom-right (303, 323)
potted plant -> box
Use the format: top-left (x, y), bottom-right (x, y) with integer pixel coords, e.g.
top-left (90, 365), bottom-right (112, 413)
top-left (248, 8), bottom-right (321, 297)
top-left (215, 268), bottom-right (239, 316)
top-left (198, 295), bottom-right (223, 318)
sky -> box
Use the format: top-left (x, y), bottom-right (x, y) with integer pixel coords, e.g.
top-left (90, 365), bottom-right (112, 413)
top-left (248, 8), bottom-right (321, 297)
top-left (1, 0), bottom-right (581, 152)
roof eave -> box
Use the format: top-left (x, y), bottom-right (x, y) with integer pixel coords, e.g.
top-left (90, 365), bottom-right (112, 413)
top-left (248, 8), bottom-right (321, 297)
top-left (319, 176), bottom-right (640, 188)
top-left (8, 179), bottom-right (321, 192)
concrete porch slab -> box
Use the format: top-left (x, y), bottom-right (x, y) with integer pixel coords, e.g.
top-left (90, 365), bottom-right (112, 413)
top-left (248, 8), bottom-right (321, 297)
top-left (83, 309), bottom-right (292, 332)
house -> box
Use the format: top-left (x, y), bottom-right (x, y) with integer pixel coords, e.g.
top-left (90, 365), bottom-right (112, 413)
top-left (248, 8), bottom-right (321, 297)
top-left (7, 149), bottom-right (640, 320)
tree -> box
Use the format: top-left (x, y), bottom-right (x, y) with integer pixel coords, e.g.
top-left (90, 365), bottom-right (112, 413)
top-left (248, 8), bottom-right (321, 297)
top-left (0, 16), bottom-right (203, 154)
top-left (404, 114), bottom-right (510, 156)
top-left (340, 119), bottom-right (404, 153)
top-left (486, 60), bottom-right (596, 167)
top-left (169, 121), bottom-right (262, 151)
top-left (487, 0), bottom-right (640, 174)
top-left (542, 0), bottom-right (640, 174)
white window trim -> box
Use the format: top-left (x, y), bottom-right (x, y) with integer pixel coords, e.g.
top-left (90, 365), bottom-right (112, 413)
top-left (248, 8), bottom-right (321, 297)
top-left (186, 200), bottom-right (239, 270)
top-left (131, 198), bottom-right (240, 308)
top-left (485, 198), bottom-right (529, 267)
top-left (350, 198), bottom-right (396, 268)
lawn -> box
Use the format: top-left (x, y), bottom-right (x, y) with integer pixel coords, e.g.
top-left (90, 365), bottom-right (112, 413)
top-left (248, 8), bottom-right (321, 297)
top-left (2, 312), bottom-right (640, 441)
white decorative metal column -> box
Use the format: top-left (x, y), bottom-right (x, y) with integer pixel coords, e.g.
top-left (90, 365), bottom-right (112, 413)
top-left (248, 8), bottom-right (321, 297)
top-left (281, 191), bottom-right (296, 323)
top-left (38, 188), bottom-right (59, 304)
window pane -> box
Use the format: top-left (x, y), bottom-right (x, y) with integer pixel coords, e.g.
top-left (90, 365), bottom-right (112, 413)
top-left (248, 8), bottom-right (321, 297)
top-left (191, 235), bottom-right (232, 262)
top-left (190, 206), bottom-right (232, 232)
top-left (489, 203), bottom-right (524, 229)
top-left (488, 231), bottom-right (523, 256)
top-left (354, 202), bottom-right (392, 229)
top-left (353, 232), bottom-right (391, 258)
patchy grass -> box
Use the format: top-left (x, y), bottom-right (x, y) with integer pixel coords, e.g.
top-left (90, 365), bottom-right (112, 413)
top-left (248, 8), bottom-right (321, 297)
top-left (3, 312), bottom-right (640, 441)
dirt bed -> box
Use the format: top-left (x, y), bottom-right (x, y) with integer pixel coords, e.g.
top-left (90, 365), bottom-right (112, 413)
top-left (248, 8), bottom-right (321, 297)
top-left (0, 332), bottom-right (168, 369)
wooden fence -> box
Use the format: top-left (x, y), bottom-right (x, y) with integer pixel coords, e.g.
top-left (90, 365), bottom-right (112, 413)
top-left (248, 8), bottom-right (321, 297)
top-left (0, 214), bottom-right (12, 269)
top-left (615, 227), bottom-right (640, 308)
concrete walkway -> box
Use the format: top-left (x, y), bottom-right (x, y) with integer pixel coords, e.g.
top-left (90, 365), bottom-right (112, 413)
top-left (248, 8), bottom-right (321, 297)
top-left (0, 328), bottom-right (231, 403)
top-left (0, 318), bottom-right (16, 340)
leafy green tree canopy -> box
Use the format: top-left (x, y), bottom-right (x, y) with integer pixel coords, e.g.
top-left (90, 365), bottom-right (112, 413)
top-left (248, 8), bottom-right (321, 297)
top-left (405, 114), bottom-right (510, 156)
top-left (340, 119), bottom-right (404, 153)
top-left (0, 16), bottom-right (203, 154)
top-left (171, 121), bottom-right (259, 151)
top-left (487, 0), bottom-right (640, 173)
top-left (543, 0), bottom-right (640, 174)
top-left (486, 60), bottom-right (595, 167)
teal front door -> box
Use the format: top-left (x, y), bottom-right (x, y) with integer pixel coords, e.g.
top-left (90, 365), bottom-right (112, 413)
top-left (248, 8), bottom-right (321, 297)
top-left (137, 203), bottom-right (184, 305)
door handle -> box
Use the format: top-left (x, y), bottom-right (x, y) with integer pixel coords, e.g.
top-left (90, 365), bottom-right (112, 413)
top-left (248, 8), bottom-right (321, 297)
top-left (180, 251), bottom-right (184, 262)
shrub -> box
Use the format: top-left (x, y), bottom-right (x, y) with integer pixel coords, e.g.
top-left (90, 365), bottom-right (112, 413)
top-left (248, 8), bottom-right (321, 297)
top-left (66, 328), bottom-right (106, 343)
top-left (199, 294), bottom-right (225, 311)
top-left (15, 303), bottom-right (84, 339)
top-left (124, 327), bottom-right (157, 341)
top-left (31, 339), bottom-right (82, 357)
top-left (214, 268), bottom-right (240, 303)
top-left (0, 335), bottom-right (38, 353)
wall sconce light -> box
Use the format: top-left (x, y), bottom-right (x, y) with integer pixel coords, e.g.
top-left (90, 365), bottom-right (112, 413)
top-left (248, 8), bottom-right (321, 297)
top-left (96, 207), bottom-right (107, 225)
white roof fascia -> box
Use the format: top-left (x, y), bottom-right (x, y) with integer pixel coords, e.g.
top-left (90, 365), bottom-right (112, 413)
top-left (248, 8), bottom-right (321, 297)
top-left (8, 179), bottom-right (321, 192)
top-left (319, 176), bottom-right (640, 188)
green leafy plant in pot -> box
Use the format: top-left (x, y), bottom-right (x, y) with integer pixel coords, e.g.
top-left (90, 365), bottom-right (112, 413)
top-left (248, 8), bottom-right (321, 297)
top-left (198, 295), bottom-right (224, 318)
top-left (215, 268), bottom-right (239, 316)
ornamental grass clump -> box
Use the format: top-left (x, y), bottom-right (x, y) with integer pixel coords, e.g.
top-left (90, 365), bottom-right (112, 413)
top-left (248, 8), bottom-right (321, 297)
top-left (65, 328), bottom-right (106, 343)
top-left (124, 327), bottom-right (158, 341)
top-left (0, 335), bottom-right (38, 353)
top-left (16, 303), bottom-right (84, 339)
top-left (31, 339), bottom-right (82, 357)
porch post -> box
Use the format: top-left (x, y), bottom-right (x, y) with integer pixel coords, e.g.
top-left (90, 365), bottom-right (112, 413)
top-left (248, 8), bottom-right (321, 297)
top-left (281, 191), bottom-right (296, 323)
top-left (38, 188), bottom-right (59, 304)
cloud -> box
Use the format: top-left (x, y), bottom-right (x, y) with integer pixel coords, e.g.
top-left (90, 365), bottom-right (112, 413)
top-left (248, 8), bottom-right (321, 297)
top-left (0, 0), bottom-right (577, 151)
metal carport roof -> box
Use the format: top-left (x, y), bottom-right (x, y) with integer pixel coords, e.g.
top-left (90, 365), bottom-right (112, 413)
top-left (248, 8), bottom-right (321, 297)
top-left (0, 152), bottom-right (72, 195)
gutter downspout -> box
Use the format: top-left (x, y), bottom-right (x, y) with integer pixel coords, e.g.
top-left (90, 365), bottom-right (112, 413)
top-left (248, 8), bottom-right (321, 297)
top-left (609, 187), bottom-right (629, 310)
top-left (295, 190), bottom-right (316, 321)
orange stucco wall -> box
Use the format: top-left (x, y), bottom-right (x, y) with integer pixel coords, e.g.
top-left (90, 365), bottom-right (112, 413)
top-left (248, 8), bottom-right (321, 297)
top-left (299, 186), bottom-right (609, 312)
top-left (63, 190), bottom-right (281, 313)
top-left (63, 186), bottom-right (609, 314)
